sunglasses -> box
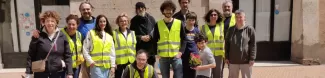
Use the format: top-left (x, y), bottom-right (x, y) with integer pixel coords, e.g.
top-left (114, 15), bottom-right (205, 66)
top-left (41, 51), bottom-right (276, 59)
top-left (210, 14), bottom-right (217, 16)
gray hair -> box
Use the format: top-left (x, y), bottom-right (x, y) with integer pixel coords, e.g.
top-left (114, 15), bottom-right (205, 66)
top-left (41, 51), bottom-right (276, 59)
top-left (222, 0), bottom-right (233, 6)
top-left (235, 9), bottom-right (245, 15)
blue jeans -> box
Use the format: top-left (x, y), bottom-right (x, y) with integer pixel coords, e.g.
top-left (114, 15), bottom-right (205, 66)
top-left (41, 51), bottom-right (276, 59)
top-left (90, 66), bottom-right (110, 78)
top-left (73, 65), bottom-right (81, 78)
top-left (159, 57), bottom-right (183, 78)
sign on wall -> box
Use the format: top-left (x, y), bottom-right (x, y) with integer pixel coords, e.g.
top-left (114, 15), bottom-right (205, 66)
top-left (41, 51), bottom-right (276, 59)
top-left (16, 0), bottom-right (36, 52)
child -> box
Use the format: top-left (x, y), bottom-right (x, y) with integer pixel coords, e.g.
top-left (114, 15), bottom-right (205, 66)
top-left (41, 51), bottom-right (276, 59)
top-left (193, 33), bottom-right (216, 78)
top-left (182, 12), bottom-right (200, 78)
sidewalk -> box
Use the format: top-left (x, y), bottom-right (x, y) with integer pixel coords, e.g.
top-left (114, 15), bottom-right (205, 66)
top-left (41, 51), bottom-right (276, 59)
top-left (1, 61), bottom-right (324, 78)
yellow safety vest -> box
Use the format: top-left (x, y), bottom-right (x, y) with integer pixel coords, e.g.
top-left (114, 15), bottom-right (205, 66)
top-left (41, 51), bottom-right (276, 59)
top-left (113, 29), bottom-right (136, 65)
top-left (128, 64), bottom-right (154, 78)
top-left (88, 30), bottom-right (113, 68)
top-left (61, 28), bottom-right (84, 68)
top-left (200, 23), bottom-right (225, 57)
top-left (229, 13), bottom-right (236, 27)
top-left (157, 19), bottom-right (182, 57)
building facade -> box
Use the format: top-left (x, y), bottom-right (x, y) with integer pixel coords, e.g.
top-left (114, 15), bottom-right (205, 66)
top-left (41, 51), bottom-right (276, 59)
top-left (0, 0), bottom-right (323, 68)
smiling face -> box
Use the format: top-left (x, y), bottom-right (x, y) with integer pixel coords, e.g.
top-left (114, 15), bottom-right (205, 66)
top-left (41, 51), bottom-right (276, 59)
top-left (79, 3), bottom-right (93, 19)
top-left (223, 2), bottom-right (233, 17)
top-left (67, 19), bottom-right (78, 33)
top-left (118, 16), bottom-right (128, 30)
top-left (44, 17), bottom-right (57, 32)
top-left (136, 53), bottom-right (148, 67)
top-left (163, 7), bottom-right (174, 18)
top-left (98, 17), bottom-right (107, 30)
top-left (209, 11), bottom-right (218, 22)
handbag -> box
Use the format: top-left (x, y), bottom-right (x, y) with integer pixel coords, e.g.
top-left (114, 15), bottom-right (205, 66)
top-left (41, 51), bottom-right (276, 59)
top-left (32, 31), bottom-right (60, 72)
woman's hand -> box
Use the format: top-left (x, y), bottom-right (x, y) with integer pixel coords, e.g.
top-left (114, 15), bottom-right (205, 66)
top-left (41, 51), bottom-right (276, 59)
top-left (110, 67), bottom-right (116, 74)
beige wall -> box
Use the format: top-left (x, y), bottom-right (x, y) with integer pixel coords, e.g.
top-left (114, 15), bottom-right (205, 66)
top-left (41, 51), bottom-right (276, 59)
top-left (71, 0), bottom-right (213, 29)
top-left (291, 0), bottom-right (325, 65)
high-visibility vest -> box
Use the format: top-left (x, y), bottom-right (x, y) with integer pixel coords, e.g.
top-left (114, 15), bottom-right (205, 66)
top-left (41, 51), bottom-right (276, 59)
top-left (128, 64), bottom-right (154, 78)
top-left (157, 19), bottom-right (182, 57)
top-left (229, 13), bottom-right (236, 27)
top-left (112, 29), bottom-right (136, 65)
top-left (88, 30), bottom-right (113, 68)
top-left (200, 23), bottom-right (225, 57)
top-left (61, 28), bottom-right (84, 68)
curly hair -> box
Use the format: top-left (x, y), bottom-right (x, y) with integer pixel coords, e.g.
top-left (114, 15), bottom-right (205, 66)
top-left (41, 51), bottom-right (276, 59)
top-left (160, 0), bottom-right (177, 14)
top-left (194, 33), bottom-right (208, 43)
top-left (65, 14), bottom-right (80, 25)
top-left (94, 15), bottom-right (113, 39)
top-left (39, 11), bottom-right (60, 24)
top-left (204, 9), bottom-right (223, 23)
top-left (115, 12), bottom-right (130, 26)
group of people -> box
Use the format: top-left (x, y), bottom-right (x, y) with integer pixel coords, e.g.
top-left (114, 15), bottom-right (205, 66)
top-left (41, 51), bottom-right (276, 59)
top-left (24, 0), bottom-right (256, 78)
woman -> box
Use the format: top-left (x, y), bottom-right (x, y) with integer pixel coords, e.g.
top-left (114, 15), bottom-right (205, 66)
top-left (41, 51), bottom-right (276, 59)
top-left (60, 14), bottom-right (84, 78)
top-left (182, 12), bottom-right (200, 78)
top-left (113, 13), bottom-right (137, 78)
top-left (25, 11), bottom-right (73, 78)
top-left (83, 14), bottom-right (115, 78)
top-left (200, 9), bottom-right (225, 78)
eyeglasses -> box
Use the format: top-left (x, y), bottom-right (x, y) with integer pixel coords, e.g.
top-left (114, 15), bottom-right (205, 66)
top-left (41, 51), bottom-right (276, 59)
top-left (210, 14), bottom-right (217, 16)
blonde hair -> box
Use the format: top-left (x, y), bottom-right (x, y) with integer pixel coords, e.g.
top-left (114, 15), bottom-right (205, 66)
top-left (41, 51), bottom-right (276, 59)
top-left (115, 12), bottom-right (130, 25)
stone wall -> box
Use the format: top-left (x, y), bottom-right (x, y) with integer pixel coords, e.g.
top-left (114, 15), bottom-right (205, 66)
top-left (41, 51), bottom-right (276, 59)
top-left (291, 0), bottom-right (325, 65)
top-left (71, 0), bottom-right (211, 29)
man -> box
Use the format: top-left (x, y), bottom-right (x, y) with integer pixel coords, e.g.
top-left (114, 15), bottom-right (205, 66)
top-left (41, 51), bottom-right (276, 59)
top-left (173, 0), bottom-right (190, 22)
top-left (130, 2), bottom-right (157, 66)
top-left (78, 2), bottom-right (96, 40)
top-left (152, 1), bottom-right (187, 78)
top-left (122, 50), bottom-right (158, 78)
top-left (223, 0), bottom-right (236, 36)
top-left (225, 10), bottom-right (256, 78)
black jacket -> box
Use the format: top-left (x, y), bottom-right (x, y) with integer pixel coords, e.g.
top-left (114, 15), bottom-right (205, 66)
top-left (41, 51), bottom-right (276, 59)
top-left (26, 30), bottom-right (73, 75)
top-left (130, 13), bottom-right (156, 54)
top-left (225, 25), bottom-right (256, 64)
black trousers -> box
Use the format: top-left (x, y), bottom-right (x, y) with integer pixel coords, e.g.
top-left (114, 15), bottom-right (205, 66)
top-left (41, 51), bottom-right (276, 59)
top-left (182, 51), bottom-right (196, 78)
top-left (34, 72), bottom-right (63, 78)
top-left (148, 55), bottom-right (156, 67)
top-left (115, 63), bottom-right (130, 78)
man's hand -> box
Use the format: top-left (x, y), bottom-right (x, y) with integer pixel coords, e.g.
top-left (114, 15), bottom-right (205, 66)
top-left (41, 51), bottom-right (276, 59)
top-left (66, 75), bottom-right (73, 78)
top-left (249, 61), bottom-right (255, 66)
top-left (225, 59), bottom-right (230, 64)
top-left (32, 29), bottom-right (40, 38)
top-left (175, 52), bottom-right (182, 58)
top-left (141, 35), bottom-right (151, 42)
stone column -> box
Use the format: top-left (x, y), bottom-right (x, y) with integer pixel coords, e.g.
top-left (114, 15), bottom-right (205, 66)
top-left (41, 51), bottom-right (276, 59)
top-left (291, 0), bottom-right (324, 65)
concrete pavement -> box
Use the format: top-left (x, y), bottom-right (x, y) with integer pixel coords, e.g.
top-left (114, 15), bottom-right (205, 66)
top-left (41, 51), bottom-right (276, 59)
top-left (1, 61), bottom-right (324, 78)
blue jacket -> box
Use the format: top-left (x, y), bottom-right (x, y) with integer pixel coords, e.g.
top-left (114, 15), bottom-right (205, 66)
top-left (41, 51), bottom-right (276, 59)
top-left (78, 17), bottom-right (96, 40)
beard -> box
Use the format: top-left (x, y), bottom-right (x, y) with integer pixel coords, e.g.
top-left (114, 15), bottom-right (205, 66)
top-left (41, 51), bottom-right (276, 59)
top-left (164, 13), bottom-right (173, 18)
top-left (137, 12), bottom-right (146, 17)
top-left (224, 11), bottom-right (231, 17)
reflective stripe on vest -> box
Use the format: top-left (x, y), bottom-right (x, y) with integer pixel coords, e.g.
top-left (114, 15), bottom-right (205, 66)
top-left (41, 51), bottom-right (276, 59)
top-left (157, 19), bottom-right (181, 57)
top-left (88, 30), bottom-right (113, 68)
top-left (113, 29), bottom-right (136, 64)
top-left (61, 28), bottom-right (83, 68)
top-left (128, 65), bottom-right (154, 78)
top-left (201, 23), bottom-right (225, 57)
